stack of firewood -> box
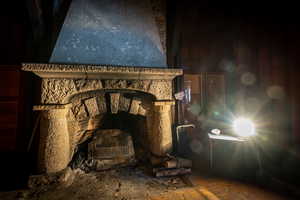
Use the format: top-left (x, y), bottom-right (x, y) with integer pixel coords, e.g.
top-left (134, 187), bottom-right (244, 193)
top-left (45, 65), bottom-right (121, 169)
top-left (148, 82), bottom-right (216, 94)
top-left (150, 155), bottom-right (192, 177)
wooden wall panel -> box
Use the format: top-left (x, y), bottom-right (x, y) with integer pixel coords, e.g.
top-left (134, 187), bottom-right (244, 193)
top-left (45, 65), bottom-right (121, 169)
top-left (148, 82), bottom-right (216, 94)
top-left (0, 68), bottom-right (20, 151)
top-left (168, 1), bottom-right (299, 145)
top-left (0, 70), bottom-right (20, 97)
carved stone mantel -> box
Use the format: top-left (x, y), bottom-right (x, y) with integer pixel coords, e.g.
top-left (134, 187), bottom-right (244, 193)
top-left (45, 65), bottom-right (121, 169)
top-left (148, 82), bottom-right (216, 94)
top-left (22, 63), bottom-right (182, 104)
top-left (22, 63), bottom-right (182, 173)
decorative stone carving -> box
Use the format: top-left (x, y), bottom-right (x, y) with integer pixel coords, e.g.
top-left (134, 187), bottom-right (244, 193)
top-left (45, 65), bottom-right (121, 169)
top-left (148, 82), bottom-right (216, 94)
top-left (41, 78), bottom-right (172, 104)
top-left (74, 79), bottom-right (103, 92)
top-left (22, 63), bottom-right (182, 104)
top-left (127, 80), bottom-right (151, 91)
top-left (41, 79), bottom-right (77, 104)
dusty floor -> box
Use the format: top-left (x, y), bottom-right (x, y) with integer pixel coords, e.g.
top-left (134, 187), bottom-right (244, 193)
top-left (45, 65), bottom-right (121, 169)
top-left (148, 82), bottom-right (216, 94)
top-left (187, 173), bottom-right (297, 200)
top-left (0, 166), bottom-right (187, 200)
top-left (0, 167), bottom-right (297, 200)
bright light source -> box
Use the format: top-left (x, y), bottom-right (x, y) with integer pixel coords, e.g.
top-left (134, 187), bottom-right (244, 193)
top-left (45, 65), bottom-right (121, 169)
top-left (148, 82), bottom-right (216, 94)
top-left (233, 118), bottom-right (256, 137)
top-left (211, 128), bottom-right (221, 135)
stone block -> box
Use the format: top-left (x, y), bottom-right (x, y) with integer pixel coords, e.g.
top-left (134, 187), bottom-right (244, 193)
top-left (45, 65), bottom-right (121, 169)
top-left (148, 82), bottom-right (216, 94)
top-left (138, 105), bottom-right (147, 116)
top-left (87, 115), bottom-right (104, 130)
top-left (110, 93), bottom-right (120, 114)
top-left (71, 103), bottom-right (88, 120)
top-left (129, 97), bottom-right (141, 115)
top-left (97, 95), bottom-right (107, 114)
top-left (119, 95), bottom-right (131, 112)
top-left (84, 97), bottom-right (100, 117)
top-left (38, 108), bottom-right (70, 173)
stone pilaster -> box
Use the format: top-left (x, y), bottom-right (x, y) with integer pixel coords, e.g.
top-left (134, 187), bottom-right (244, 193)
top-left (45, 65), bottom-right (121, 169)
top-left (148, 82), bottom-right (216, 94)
top-left (150, 101), bottom-right (175, 156)
top-left (34, 105), bottom-right (71, 173)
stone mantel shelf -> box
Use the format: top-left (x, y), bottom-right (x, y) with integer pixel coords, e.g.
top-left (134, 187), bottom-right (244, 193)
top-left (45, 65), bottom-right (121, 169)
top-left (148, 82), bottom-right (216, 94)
top-left (22, 63), bottom-right (183, 80)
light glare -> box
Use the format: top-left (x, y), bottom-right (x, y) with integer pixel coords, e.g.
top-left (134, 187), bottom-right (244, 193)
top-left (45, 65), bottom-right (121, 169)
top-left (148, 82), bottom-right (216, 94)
top-left (233, 118), bottom-right (255, 137)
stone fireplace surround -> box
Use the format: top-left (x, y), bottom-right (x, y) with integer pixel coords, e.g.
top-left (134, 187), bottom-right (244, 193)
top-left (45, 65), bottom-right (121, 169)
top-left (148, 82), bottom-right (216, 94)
top-left (22, 63), bottom-right (182, 174)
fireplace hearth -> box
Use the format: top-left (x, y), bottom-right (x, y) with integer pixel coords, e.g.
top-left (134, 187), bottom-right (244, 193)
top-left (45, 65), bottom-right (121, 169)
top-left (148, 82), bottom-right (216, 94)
top-left (22, 63), bottom-right (182, 173)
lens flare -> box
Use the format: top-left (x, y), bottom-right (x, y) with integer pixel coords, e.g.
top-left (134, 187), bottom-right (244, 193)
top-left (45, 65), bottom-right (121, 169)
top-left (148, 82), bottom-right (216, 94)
top-left (233, 118), bottom-right (256, 137)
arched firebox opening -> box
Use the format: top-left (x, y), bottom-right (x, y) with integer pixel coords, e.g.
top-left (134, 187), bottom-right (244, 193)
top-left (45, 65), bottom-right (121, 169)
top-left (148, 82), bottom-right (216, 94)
top-left (67, 89), bottom-right (156, 171)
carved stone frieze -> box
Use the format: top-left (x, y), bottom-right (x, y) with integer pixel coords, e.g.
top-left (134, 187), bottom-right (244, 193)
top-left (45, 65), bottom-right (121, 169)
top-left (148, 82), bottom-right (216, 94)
top-left (74, 79), bottom-right (103, 92)
top-left (126, 80), bottom-right (151, 91)
top-left (41, 79), bottom-right (173, 104)
top-left (41, 79), bottom-right (77, 104)
top-left (104, 80), bottom-right (127, 89)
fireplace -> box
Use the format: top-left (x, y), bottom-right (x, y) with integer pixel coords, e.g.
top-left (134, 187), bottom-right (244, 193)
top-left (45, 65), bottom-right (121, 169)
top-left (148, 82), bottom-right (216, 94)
top-left (22, 63), bottom-right (182, 173)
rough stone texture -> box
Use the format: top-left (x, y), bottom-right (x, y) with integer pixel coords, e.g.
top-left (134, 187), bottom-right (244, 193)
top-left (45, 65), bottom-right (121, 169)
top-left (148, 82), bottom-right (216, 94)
top-left (74, 79), bottom-right (103, 91)
top-left (23, 63), bottom-right (182, 103)
top-left (84, 97), bottom-right (100, 117)
top-left (71, 103), bottom-right (88, 121)
top-left (67, 120), bottom-right (79, 159)
top-left (41, 79), bottom-right (77, 104)
top-left (97, 95), bottom-right (107, 114)
top-left (129, 97), bottom-right (142, 115)
top-left (103, 80), bottom-right (152, 94)
top-left (34, 105), bottom-right (71, 110)
top-left (38, 108), bottom-right (70, 173)
top-left (110, 93), bottom-right (120, 114)
top-left (104, 80), bottom-right (127, 89)
top-left (28, 167), bottom-right (75, 189)
top-left (126, 80), bottom-right (152, 91)
top-left (149, 101), bottom-right (175, 156)
top-left (34, 94), bottom-right (176, 174)
top-left (87, 115), bottom-right (104, 130)
top-left (138, 105), bottom-right (147, 116)
top-left (22, 63), bottom-right (182, 80)
top-left (118, 95), bottom-right (131, 112)
top-left (23, 63), bottom-right (182, 174)
top-left (41, 79), bottom-right (172, 103)
top-left (148, 80), bottom-right (172, 100)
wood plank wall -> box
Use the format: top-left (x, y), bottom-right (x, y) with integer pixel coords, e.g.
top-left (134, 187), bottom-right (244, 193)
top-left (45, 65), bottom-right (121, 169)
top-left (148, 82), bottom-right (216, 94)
top-left (167, 1), bottom-right (300, 146)
top-left (0, 2), bottom-right (33, 152)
